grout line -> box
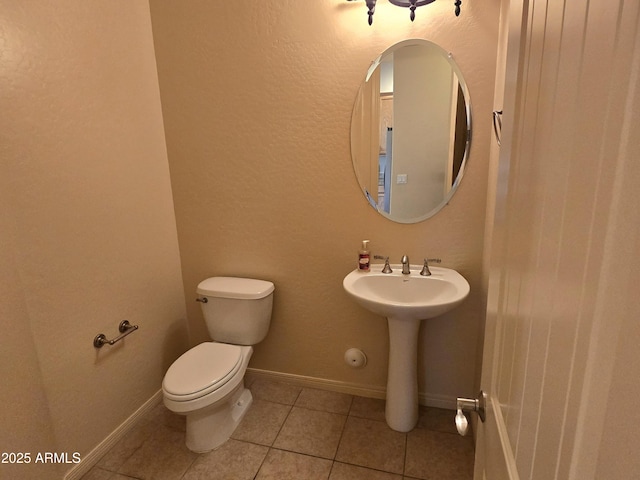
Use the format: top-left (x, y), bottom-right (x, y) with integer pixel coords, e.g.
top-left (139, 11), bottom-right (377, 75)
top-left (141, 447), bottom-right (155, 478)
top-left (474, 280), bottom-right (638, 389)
top-left (334, 396), bottom-right (354, 461)
top-left (251, 444), bottom-right (270, 480)
top-left (269, 403), bottom-right (294, 447)
top-left (402, 430), bottom-right (408, 477)
top-left (178, 455), bottom-right (198, 480)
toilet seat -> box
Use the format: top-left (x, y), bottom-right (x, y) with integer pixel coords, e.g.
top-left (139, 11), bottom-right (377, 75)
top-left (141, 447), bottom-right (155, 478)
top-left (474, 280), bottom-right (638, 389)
top-left (163, 342), bottom-right (243, 402)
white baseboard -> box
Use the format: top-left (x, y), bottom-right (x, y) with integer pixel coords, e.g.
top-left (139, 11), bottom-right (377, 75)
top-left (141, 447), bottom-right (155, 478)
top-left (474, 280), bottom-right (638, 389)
top-left (246, 368), bottom-right (457, 410)
top-left (246, 368), bottom-right (387, 399)
top-left (64, 390), bottom-right (163, 480)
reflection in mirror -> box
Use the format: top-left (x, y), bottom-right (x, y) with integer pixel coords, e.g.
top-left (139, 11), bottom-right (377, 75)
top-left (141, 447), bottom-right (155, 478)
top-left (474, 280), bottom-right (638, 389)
top-left (350, 39), bottom-right (471, 223)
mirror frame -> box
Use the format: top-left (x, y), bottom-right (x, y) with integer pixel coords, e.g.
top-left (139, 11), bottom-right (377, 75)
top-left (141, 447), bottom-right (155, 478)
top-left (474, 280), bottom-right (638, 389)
top-left (350, 39), bottom-right (472, 223)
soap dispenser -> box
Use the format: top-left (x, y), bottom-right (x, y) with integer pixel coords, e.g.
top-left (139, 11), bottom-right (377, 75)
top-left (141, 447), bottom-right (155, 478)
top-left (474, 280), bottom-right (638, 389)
top-left (358, 240), bottom-right (371, 272)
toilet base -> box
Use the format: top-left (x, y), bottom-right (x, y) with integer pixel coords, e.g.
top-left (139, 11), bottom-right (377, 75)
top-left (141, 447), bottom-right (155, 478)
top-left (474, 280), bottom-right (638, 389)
top-left (185, 383), bottom-right (253, 453)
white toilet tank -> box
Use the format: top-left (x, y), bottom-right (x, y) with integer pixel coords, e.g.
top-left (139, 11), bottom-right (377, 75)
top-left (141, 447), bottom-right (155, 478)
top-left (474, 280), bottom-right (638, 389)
top-left (196, 277), bottom-right (274, 345)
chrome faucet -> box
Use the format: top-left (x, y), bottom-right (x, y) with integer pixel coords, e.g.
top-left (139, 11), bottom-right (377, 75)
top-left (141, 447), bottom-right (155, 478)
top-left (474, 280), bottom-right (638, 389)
top-left (401, 255), bottom-right (410, 274)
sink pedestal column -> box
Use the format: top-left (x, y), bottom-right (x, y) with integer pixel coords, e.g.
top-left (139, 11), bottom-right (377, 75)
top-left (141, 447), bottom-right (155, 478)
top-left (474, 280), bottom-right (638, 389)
top-left (385, 316), bottom-right (421, 432)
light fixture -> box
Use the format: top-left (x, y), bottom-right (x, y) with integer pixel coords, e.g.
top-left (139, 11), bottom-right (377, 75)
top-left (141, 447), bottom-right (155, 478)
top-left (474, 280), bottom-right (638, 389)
top-left (354, 0), bottom-right (462, 25)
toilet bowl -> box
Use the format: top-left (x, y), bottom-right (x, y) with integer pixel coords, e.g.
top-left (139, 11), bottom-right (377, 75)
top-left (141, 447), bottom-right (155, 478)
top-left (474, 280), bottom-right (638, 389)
top-left (163, 342), bottom-right (253, 452)
top-left (161, 277), bottom-right (274, 452)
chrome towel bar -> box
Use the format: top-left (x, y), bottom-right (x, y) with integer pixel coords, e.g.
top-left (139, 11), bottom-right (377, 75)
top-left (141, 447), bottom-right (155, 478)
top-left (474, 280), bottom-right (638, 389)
top-left (93, 320), bottom-right (139, 348)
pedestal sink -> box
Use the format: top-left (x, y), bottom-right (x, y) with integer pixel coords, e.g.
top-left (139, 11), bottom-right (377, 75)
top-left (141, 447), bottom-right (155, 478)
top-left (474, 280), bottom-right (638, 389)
top-left (343, 265), bottom-right (470, 432)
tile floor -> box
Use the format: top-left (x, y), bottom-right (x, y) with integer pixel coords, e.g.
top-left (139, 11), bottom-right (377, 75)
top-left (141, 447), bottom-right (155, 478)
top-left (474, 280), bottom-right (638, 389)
top-left (82, 379), bottom-right (474, 480)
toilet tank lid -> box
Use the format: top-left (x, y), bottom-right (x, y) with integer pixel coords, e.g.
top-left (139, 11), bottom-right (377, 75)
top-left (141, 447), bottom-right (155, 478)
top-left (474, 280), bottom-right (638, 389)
top-left (196, 277), bottom-right (274, 299)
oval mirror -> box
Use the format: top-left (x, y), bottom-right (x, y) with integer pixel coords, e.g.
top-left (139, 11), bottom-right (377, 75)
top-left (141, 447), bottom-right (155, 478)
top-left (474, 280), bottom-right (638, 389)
top-left (350, 39), bottom-right (471, 223)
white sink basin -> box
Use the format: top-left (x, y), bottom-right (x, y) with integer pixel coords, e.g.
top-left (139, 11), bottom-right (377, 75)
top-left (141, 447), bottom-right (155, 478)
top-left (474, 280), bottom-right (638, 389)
top-left (343, 265), bottom-right (470, 320)
top-left (343, 264), bottom-right (470, 432)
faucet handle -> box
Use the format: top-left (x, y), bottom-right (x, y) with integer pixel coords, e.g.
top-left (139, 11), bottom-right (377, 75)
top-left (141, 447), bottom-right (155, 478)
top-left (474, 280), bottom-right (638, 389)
top-left (426, 258), bottom-right (442, 264)
top-left (382, 257), bottom-right (393, 273)
top-left (420, 259), bottom-right (432, 276)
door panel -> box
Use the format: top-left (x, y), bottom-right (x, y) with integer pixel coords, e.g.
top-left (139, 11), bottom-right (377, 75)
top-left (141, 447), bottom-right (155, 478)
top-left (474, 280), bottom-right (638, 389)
top-left (478, 0), bottom-right (640, 479)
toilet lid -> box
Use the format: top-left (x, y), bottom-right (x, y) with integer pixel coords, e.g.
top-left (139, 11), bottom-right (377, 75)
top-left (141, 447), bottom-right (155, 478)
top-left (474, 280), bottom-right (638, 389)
top-left (163, 342), bottom-right (243, 401)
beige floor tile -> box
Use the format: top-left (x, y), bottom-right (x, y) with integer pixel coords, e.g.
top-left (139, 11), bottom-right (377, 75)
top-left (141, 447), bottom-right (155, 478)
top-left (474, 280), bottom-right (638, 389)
top-left (249, 379), bottom-right (302, 405)
top-left (295, 388), bottom-right (353, 414)
top-left (405, 429), bottom-right (474, 480)
top-left (273, 407), bottom-right (347, 459)
top-left (256, 449), bottom-right (333, 480)
top-left (85, 389), bottom-right (476, 480)
top-left (231, 398), bottom-right (291, 446)
top-left (81, 467), bottom-right (135, 480)
top-left (117, 423), bottom-right (197, 480)
top-left (348, 396), bottom-right (386, 422)
top-left (96, 418), bottom-right (156, 471)
top-left (182, 439), bottom-right (268, 480)
top-left (335, 417), bottom-right (406, 474)
top-left (144, 403), bottom-right (186, 432)
top-left (329, 462), bottom-right (403, 479)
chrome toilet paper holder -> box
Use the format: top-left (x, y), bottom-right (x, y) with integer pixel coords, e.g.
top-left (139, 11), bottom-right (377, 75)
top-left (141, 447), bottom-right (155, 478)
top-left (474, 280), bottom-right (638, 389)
top-left (455, 390), bottom-right (487, 436)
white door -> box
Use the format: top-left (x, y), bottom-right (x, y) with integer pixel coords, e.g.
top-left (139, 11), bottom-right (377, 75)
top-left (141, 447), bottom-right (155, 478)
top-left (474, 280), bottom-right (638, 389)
top-left (474, 1), bottom-right (640, 479)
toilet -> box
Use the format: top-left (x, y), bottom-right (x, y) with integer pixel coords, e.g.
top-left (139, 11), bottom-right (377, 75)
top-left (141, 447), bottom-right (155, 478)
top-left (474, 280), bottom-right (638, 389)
top-left (162, 276), bottom-right (274, 453)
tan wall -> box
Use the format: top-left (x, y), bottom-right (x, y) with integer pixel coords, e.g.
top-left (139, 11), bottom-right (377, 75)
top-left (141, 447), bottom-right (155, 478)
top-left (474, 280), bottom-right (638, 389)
top-left (0, 202), bottom-right (62, 479)
top-left (0, 2), bottom-right (188, 478)
top-left (150, 1), bottom-right (500, 402)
